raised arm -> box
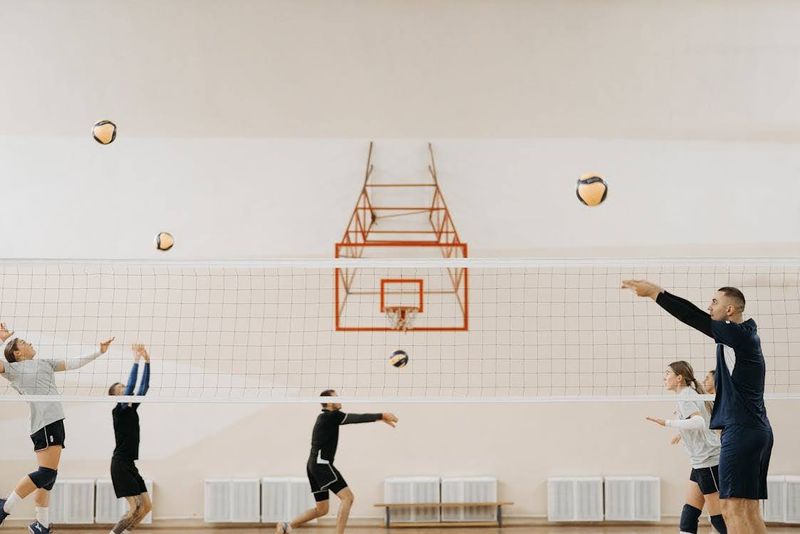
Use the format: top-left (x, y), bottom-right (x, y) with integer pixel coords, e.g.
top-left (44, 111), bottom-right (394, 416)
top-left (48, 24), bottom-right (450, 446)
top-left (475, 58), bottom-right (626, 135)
top-left (340, 412), bottom-right (398, 427)
top-left (340, 413), bottom-right (382, 424)
top-left (135, 345), bottom-right (150, 397)
top-left (124, 362), bottom-right (140, 396)
top-left (621, 280), bottom-right (713, 338)
top-left (655, 292), bottom-right (713, 338)
top-left (123, 344), bottom-right (151, 409)
top-left (54, 336), bottom-right (115, 372)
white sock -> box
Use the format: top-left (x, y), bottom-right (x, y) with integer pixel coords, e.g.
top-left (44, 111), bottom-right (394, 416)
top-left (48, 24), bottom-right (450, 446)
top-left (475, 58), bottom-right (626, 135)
top-left (35, 506), bottom-right (49, 527)
top-left (3, 491), bottom-right (22, 513)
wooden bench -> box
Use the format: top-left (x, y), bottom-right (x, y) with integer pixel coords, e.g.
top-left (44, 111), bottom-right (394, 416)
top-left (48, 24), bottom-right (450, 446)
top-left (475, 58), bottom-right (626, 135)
top-left (373, 501), bottom-right (513, 528)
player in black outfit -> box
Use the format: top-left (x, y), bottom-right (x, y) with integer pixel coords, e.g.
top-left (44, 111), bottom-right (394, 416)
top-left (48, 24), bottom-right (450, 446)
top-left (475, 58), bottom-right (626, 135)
top-left (276, 389), bottom-right (398, 534)
top-left (623, 280), bottom-right (772, 534)
top-left (107, 344), bottom-right (153, 534)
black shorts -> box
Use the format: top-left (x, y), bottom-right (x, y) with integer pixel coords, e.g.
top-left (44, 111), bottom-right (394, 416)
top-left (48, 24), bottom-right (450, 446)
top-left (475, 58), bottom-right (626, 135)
top-left (111, 456), bottom-right (147, 498)
top-left (307, 458), bottom-right (348, 502)
top-left (719, 424), bottom-right (774, 499)
top-left (30, 419), bottom-right (66, 452)
top-left (690, 465), bottom-right (721, 495)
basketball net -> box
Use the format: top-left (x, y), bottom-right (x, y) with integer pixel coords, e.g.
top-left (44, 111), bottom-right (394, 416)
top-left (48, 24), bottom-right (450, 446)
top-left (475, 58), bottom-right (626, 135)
top-left (385, 306), bottom-right (418, 332)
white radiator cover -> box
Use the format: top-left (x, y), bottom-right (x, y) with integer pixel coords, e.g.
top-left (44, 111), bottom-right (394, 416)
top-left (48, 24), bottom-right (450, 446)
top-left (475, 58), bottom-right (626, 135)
top-left (440, 476), bottom-right (498, 522)
top-left (762, 475), bottom-right (800, 524)
top-left (204, 479), bottom-right (260, 523)
top-left (94, 479), bottom-right (154, 524)
top-left (547, 476), bottom-right (604, 522)
top-left (261, 477), bottom-right (316, 524)
top-left (384, 476), bottom-right (440, 523)
top-left (788, 476), bottom-right (800, 524)
top-left (604, 476), bottom-right (660, 522)
top-left (49, 479), bottom-right (96, 524)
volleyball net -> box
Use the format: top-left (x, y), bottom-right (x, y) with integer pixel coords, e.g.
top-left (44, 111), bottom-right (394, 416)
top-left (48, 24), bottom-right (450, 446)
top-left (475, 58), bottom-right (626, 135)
top-left (0, 258), bottom-right (798, 403)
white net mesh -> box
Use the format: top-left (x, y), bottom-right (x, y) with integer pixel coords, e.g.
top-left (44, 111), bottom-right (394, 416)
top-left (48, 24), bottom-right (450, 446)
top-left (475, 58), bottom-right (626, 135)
top-left (0, 258), bottom-right (798, 402)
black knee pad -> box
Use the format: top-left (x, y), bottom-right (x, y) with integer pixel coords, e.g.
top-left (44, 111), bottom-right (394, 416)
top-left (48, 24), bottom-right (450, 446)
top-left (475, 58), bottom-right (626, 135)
top-left (679, 504), bottom-right (702, 534)
top-left (28, 467), bottom-right (58, 490)
top-left (710, 514), bottom-right (727, 534)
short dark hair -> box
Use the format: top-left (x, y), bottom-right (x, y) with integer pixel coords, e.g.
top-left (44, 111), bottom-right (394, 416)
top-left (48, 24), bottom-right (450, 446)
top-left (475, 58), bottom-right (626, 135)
top-left (718, 286), bottom-right (746, 311)
top-left (108, 382), bottom-right (122, 395)
top-left (4, 338), bottom-right (19, 363)
top-left (320, 389), bottom-right (336, 407)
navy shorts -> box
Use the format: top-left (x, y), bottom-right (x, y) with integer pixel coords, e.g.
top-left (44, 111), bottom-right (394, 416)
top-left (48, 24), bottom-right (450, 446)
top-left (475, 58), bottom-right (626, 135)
top-left (690, 465), bottom-right (721, 495)
top-left (719, 424), bottom-right (773, 499)
top-left (31, 419), bottom-right (66, 452)
top-left (307, 458), bottom-right (348, 502)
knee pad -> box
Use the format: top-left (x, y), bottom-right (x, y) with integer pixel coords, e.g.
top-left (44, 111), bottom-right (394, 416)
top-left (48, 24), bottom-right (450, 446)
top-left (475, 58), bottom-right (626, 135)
top-left (710, 514), bottom-right (728, 534)
top-left (28, 467), bottom-right (58, 490)
top-left (679, 504), bottom-right (702, 534)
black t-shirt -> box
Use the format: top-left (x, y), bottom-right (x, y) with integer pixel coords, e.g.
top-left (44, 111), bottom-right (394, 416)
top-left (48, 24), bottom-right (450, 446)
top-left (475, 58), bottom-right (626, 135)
top-left (709, 319), bottom-right (771, 430)
top-left (308, 409), bottom-right (382, 463)
top-left (112, 404), bottom-right (141, 460)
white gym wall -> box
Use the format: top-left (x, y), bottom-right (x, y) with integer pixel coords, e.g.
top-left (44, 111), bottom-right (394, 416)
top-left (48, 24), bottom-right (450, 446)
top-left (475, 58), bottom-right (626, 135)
top-left (1, 0), bottom-right (798, 525)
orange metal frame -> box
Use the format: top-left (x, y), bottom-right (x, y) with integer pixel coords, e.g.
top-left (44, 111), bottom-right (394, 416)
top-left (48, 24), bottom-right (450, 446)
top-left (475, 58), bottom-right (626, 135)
top-left (335, 142), bottom-right (469, 332)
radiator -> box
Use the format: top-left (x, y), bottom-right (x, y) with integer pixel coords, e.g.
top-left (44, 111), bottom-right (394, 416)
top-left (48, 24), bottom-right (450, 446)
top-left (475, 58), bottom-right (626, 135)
top-left (203, 479), bottom-right (260, 523)
top-left (547, 476), bottom-right (604, 522)
top-left (94, 479), bottom-right (154, 524)
top-left (48, 479), bottom-right (95, 524)
top-left (261, 477), bottom-right (316, 524)
top-left (763, 475), bottom-right (800, 524)
top-left (440, 476), bottom-right (498, 522)
top-left (604, 476), bottom-right (660, 521)
top-left (384, 476), bottom-right (440, 524)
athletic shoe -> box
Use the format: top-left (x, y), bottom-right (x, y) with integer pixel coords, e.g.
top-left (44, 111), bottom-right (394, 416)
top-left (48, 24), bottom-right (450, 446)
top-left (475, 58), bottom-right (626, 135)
top-left (0, 499), bottom-right (8, 525)
top-left (28, 520), bottom-right (52, 534)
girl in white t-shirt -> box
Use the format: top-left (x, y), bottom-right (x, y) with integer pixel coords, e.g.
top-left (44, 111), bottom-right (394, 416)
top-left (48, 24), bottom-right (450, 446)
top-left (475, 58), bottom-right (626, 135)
top-left (646, 360), bottom-right (727, 534)
top-left (0, 322), bottom-right (113, 534)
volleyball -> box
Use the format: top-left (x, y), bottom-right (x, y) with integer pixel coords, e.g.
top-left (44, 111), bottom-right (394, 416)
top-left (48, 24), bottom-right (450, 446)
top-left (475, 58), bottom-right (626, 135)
top-left (154, 232), bottom-right (174, 251)
top-left (389, 349), bottom-right (408, 368)
top-left (92, 120), bottom-right (117, 145)
top-left (576, 173), bottom-right (608, 207)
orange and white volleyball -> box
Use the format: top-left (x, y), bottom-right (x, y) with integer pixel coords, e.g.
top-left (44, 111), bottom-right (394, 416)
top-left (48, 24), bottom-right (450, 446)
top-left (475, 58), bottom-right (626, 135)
top-left (576, 173), bottom-right (608, 207)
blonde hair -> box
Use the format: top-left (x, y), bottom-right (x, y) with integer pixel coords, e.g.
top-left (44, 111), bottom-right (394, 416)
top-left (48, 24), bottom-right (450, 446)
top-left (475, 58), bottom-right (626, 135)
top-left (669, 360), bottom-right (714, 414)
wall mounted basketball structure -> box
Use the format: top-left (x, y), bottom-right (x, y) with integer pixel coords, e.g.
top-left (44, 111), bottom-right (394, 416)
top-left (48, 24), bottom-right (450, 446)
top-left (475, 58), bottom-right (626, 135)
top-left (335, 142), bottom-right (469, 332)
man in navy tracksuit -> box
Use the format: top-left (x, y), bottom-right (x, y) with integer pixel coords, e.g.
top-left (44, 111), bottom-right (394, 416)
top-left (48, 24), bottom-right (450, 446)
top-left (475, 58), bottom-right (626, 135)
top-left (623, 280), bottom-right (773, 534)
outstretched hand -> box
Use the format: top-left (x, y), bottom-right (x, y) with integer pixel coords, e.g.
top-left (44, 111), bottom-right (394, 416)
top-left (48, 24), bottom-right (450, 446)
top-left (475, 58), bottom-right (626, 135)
top-left (132, 344), bottom-right (150, 362)
top-left (0, 322), bottom-right (14, 342)
top-left (99, 337), bottom-right (116, 354)
top-left (382, 413), bottom-right (399, 427)
top-left (645, 416), bottom-right (666, 427)
top-left (621, 280), bottom-right (663, 300)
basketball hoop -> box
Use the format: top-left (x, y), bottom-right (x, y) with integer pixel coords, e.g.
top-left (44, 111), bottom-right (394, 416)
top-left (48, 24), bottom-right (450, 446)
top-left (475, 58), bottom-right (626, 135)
top-left (385, 306), bottom-right (418, 332)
